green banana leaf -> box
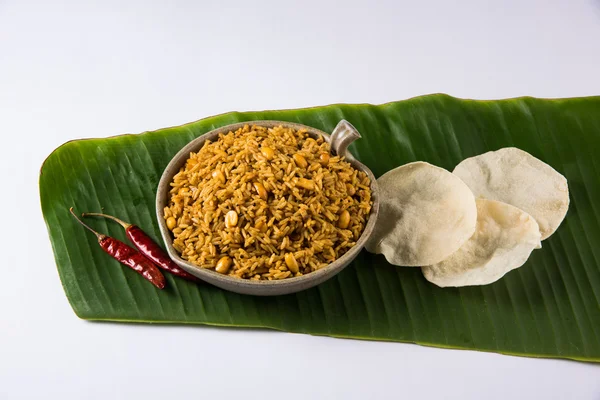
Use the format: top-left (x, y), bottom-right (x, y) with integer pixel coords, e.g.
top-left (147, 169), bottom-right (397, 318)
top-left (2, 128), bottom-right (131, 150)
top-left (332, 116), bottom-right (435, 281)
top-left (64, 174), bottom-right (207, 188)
top-left (40, 94), bottom-right (600, 363)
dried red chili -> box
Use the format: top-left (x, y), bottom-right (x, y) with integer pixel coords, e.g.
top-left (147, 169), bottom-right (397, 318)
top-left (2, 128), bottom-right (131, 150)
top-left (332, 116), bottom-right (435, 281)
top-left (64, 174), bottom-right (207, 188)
top-left (69, 208), bottom-right (166, 289)
top-left (82, 212), bottom-right (200, 283)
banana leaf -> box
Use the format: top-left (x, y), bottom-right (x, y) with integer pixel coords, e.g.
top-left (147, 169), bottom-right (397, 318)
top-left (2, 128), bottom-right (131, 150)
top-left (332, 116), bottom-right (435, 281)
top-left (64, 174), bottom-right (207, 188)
top-left (39, 94), bottom-right (600, 363)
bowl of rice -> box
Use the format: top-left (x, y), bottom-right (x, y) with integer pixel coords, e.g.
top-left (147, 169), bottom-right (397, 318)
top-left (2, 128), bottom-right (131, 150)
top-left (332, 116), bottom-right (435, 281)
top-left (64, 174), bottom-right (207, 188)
top-left (156, 120), bottom-right (379, 295)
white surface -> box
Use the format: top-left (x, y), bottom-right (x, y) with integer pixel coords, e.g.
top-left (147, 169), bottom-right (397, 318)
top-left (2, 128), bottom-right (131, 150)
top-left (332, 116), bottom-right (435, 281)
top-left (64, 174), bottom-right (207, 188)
top-left (1, 0), bottom-right (600, 398)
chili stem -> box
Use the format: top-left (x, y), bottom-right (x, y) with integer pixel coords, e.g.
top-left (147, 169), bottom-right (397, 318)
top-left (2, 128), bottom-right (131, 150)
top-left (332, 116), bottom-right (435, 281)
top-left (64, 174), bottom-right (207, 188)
top-left (82, 212), bottom-right (131, 229)
top-left (69, 207), bottom-right (105, 240)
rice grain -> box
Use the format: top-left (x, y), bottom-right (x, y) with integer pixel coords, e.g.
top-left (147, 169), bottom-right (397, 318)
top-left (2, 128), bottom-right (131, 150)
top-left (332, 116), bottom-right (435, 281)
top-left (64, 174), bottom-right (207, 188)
top-left (164, 124), bottom-right (372, 280)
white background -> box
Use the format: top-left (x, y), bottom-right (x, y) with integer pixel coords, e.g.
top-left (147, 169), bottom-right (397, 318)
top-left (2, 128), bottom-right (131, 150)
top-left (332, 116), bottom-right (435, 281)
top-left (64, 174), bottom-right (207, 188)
top-left (1, 0), bottom-right (600, 399)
